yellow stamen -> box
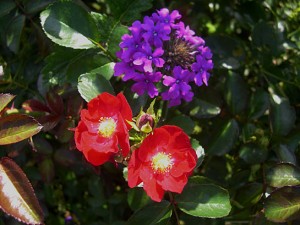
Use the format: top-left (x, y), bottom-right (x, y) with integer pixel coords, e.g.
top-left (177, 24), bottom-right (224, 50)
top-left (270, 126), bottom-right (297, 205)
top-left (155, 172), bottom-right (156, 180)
top-left (98, 117), bottom-right (116, 138)
top-left (151, 152), bottom-right (173, 173)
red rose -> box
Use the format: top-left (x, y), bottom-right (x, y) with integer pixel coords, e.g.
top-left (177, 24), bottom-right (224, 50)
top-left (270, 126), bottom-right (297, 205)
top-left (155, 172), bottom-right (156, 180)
top-left (75, 92), bottom-right (132, 166)
top-left (128, 125), bottom-right (197, 202)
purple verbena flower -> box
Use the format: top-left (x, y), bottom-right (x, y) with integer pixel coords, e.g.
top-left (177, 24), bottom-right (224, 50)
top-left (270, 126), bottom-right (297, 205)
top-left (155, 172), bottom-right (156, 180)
top-left (161, 66), bottom-right (194, 106)
top-left (152, 8), bottom-right (181, 26)
top-left (133, 43), bottom-right (164, 72)
top-left (114, 8), bottom-right (213, 107)
top-left (119, 34), bottom-right (143, 62)
top-left (192, 54), bottom-right (213, 86)
top-left (131, 72), bottom-right (162, 98)
top-left (142, 16), bottom-right (170, 47)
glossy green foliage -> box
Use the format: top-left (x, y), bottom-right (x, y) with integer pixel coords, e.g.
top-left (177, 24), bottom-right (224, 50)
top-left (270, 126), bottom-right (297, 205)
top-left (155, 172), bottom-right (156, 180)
top-left (0, 0), bottom-right (299, 224)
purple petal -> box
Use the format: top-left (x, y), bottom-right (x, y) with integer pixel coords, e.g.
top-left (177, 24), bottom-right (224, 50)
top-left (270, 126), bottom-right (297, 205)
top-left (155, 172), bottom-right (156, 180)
top-left (162, 75), bottom-right (176, 86)
top-left (153, 57), bottom-right (165, 68)
top-left (180, 82), bottom-right (192, 95)
top-left (131, 82), bottom-right (146, 96)
top-left (147, 83), bottom-right (158, 98)
top-left (114, 62), bottom-right (127, 76)
top-left (194, 73), bottom-right (204, 86)
top-left (143, 60), bottom-right (153, 72)
top-left (153, 48), bottom-right (164, 57)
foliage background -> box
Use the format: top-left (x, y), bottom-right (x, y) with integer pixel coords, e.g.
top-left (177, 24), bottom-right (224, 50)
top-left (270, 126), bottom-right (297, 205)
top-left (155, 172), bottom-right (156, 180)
top-left (0, 0), bottom-right (299, 224)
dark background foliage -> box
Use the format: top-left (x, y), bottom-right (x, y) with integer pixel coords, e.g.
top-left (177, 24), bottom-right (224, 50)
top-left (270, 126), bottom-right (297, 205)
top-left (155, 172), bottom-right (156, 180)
top-left (0, 0), bottom-right (299, 224)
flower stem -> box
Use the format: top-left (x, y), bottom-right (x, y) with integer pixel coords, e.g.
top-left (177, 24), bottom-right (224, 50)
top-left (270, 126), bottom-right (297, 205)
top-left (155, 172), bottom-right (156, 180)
top-left (89, 38), bottom-right (118, 62)
top-left (168, 192), bottom-right (180, 225)
top-left (158, 100), bottom-right (169, 126)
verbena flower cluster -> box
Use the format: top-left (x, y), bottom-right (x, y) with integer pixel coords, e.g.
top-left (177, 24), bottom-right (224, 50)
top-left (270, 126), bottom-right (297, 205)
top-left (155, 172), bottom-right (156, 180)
top-left (114, 8), bottom-right (213, 107)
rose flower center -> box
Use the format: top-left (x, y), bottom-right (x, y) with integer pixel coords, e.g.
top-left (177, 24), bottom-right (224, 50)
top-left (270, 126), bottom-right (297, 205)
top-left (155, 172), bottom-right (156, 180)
top-left (98, 117), bottom-right (117, 138)
top-left (151, 152), bottom-right (174, 173)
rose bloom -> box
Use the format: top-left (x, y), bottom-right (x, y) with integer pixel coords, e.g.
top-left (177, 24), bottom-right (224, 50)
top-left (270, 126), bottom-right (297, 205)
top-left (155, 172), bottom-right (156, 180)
top-left (75, 92), bottom-right (132, 166)
top-left (128, 125), bottom-right (197, 202)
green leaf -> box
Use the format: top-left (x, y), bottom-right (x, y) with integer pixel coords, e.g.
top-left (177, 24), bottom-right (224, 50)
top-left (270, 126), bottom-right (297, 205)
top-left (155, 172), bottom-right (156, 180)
top-left (0, 114), bottom-right (42, 145)
top-left (239, 144), bottom-right (268, 164)
top-left (78, 72), bottom-right (114, 102)
top-left (127, 201), bottom-right (172, 225)
top-left (248, 89), bottom-right (269, 119)
top-left (0, 157), bottom-right (44, 224)
top-left (40, 1), bottom-right (99, 49)
top-left (107, 25), bottom-right (128, 56)
top-left (270, 93), bottom-right (296, 136)
top-left (106, 0), bottom-right (153, 24)
top-left (41, 46), bottom-right (110, 92)
top-left (89, 62), bottom-right (116, 80)
top-left (224, 71), bottom-right (249, 115)
top-left (206, 35), bottom-right (245, 69)
top-left (207, 119), bottom-right (239, 155)
top-left (266, 163), bottom-right (300, 188)
top-left (176, 176), bottom-right (231, 218)
top-left (191, 139), bottom-right (205, 169)
top-left (275, 144), bottom-right (296, 165)
top-left (265, 186), bottom-right (300, 222)
top-left (24, 0), bottom-right (55, 14)
top-left (6, 14), bottom-right (25, 53)
top-left (91, 12), bottom-right (128, 56)
top-left (189, 98), bottom-right (221, 118)
top-left (168, 115), bottom-right (195, 135)
top-left (252, 21), bottom-right (283, 55)
top-left (0, 93), bottom-right (15, 113)
top-left (127, 187), bottom-right (151, 211)
top-left (0, 1), bottom-right (16, 17)
top-left (235, 182), bottom-right (263, 208)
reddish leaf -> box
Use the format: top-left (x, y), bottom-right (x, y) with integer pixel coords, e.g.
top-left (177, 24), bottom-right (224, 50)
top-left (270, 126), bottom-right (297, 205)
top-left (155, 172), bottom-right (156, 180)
top-left (38, 114), bottom-right (61, 132)
top-left (22, 99), bottom-right (51, 113)
top-left (0, 114), bottom-right (43, 145)
top-left (0, 157), bottom-right (44, 224)
top-left (66, 93), bottom-right (84, 118)
top-left (0, 93), bottom-right (15, 113)
top-left (46, 91), bottom-right (64, 115)
top-left (38, 158), bottom-right (55, 183)
top-left (55, 119), bottom-right (75, 143)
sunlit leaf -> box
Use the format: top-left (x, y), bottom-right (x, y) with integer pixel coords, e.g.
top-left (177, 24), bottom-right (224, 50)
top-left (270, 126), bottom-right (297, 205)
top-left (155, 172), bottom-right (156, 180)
top-left (40, 1), bottom-right (99, 49)
top-left (191, 139), bottom-right (205, 169)
top-left (265, 186), bottom-right (300, 222)
top-left (266, 163), bottom-right (300, 188)
top-left (0, 114), bottom-right (42, 145)
top-left (0, 157), bottom-right (44, 224)
top-left (0, 93), bottom-right (15, 113)
top-left (176, 176), bottom-right (231, 218)
top-left (127, 201), bottom-right (172, 225)
top-left (89, 62), bottom-right (116, 80)
top-left (78, 72), bottom-right (114, 102)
